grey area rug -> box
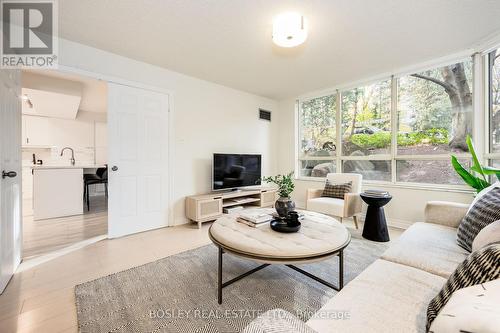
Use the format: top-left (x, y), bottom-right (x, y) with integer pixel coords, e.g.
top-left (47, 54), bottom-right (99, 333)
top-left (75, 234), bottom-right (388, 333)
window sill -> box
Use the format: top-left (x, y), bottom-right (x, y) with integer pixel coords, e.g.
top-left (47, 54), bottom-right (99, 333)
top-left (295, 177), bottom-right (475, 194)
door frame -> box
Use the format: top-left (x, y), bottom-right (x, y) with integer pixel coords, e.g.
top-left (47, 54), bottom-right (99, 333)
top-left (51, 64), bottom-right (175, 231)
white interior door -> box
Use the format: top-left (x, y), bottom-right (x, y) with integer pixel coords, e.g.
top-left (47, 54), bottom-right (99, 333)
top-left (0, 69), bottom-right (22, 294)
top-left (107, 83), bottom-right (169, 238)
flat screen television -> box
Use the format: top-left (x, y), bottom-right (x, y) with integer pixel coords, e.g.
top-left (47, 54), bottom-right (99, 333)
top-left (212, 153), bottom-right (262, 191)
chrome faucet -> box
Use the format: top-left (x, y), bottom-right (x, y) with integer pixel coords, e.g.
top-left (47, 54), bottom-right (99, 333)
top-left (60, 147), bottom-right (75, 166)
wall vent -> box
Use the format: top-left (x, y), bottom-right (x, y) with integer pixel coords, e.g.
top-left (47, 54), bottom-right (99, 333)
top-left (259, 109), bottom-right (272, 121)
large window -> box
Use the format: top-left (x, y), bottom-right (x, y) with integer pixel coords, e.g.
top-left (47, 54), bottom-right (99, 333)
top-left (298, 95), bottom-right (336, 178)
top-left (341, 80), bottom-right (392, 181)
top-left (398, 61), bottom-right (473, 155)
top-left (396, 60), bottom-right (473, 184)
top-left (298, 57), bottom-right (476, 186)
top-left (341, 80), bottom-right (391, 156)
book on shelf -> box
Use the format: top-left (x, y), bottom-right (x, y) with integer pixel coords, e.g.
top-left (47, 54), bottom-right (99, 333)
top-left (223, 206), bottom-right (244, 214)
top-left (236, 217), bottom-right (270, 228)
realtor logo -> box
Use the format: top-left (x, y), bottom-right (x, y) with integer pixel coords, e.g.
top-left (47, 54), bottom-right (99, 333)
top-left (1, 0), bottom-right (58, 68)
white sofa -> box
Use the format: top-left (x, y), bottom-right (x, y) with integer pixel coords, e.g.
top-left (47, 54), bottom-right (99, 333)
top-left (244, 201), bottom-right (470, 333)
top-left (306, 173), bottom-right (363, 229)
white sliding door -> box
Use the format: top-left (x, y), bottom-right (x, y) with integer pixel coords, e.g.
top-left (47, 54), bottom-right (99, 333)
top-left (0, 69), bottom-right (22, 294)
top-left (107, 83), bottom-right (170, 238)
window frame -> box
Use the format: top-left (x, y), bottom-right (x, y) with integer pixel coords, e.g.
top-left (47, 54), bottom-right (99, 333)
top-left (486, 47), bottom-right (500, 164)
top-left (296, 55), bottom-right (482, 191)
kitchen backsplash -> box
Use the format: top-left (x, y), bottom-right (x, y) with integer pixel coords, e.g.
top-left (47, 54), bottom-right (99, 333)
top-left (22, 146), bottom-right (96, 166)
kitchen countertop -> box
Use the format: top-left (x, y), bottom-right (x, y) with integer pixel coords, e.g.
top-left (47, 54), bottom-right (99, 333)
top-left (29, 165), bottom-right (106, 170)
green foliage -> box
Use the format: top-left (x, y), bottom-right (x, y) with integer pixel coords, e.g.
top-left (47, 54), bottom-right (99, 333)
top-left (351, 131), bottom-right (391, 149)
top-left (341, 81), bottom-right (391, 135)
top-left (398, 128), bottom-right (449, 147)
top-left (300, 95), bottom-right (336, 154)
top-left (347, 129), bottom-right (449, 150)
top-left (451, 135), bottom-right (500, 192)
top-left (261, 172), bottom-right (295, 198)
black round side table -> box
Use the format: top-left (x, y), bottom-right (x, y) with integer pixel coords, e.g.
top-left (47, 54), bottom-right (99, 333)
top-left (360, 193), bottom-right (392, 242)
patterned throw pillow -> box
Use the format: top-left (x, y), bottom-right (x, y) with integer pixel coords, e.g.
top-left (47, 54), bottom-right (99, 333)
top-left (457, 187), bottom-right (500, 252)
top-left (426, 244), bottom-right (500, 332)
top-left (321, 180), bottom-right (352, 199)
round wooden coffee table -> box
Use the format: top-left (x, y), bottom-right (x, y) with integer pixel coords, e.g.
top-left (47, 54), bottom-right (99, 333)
top-left (209, 208), bottom-right (351, 304)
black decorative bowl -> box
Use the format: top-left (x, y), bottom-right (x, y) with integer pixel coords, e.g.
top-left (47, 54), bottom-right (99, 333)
top-left (270, 219), bottom-right (301, 233)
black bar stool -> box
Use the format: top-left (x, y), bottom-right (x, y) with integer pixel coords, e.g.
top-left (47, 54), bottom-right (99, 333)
top-left (83, 167), bottom-right (108, 211)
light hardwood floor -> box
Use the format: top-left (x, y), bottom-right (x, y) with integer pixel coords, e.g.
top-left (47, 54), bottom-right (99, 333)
top-left (22, 196), bottom-right (108, 259)
top-left (0, 219), bottom-right (403, 333)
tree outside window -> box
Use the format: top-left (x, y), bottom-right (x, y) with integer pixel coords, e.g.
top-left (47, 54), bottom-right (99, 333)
top-left (398, 60), bottom-right (473, 155)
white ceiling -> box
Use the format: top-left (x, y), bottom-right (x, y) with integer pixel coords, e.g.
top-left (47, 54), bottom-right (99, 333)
top-left (59, 0), bottom-right (500, 99)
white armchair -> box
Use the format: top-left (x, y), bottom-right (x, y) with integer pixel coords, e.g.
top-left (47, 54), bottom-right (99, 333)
top-left (306, 173), bottom-right (363, 229)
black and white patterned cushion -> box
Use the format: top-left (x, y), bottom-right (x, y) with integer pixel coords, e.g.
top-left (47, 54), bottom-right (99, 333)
top-left (321, 180), bottom-right (352, 199)
top-left (457, 187), bottom-right (500, 252)
top-left (426, 243), bottom-right (500, 331)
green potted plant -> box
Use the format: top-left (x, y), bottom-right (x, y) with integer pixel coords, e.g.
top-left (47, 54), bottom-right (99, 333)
top-left (451, 135), bottom-right (500, 193)
top-left (261, 172), bottom-right (296, 218)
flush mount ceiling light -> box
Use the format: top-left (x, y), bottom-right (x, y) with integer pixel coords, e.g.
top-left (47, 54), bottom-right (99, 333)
top-left (272, 12), bottom-right (308, 47)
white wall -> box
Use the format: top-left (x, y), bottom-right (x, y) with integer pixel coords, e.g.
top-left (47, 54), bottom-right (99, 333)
top-left (57, 38), bottom-right (279, 226)
top-left (276, 99), bottom-right (474, 229)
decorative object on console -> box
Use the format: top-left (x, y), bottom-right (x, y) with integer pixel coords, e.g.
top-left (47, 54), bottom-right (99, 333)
top-left (261, 172), bottom-right (295, 218)
top-left (321, 180), bottom-right (352, 199)
top-left (457, 187), bottom-right (500, 252)
top-left (426, 243), bottom-right (500, 331)
top-left (451, 135), bottom-right (500, 193)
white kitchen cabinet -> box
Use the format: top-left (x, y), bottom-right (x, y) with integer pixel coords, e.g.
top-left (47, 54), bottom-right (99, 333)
top-left (23, 115), bottom-right (50, 146)
top-left (22, 115), bottom-right (95, 148)
top-left (49, 117), bottom-right (94, 148)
